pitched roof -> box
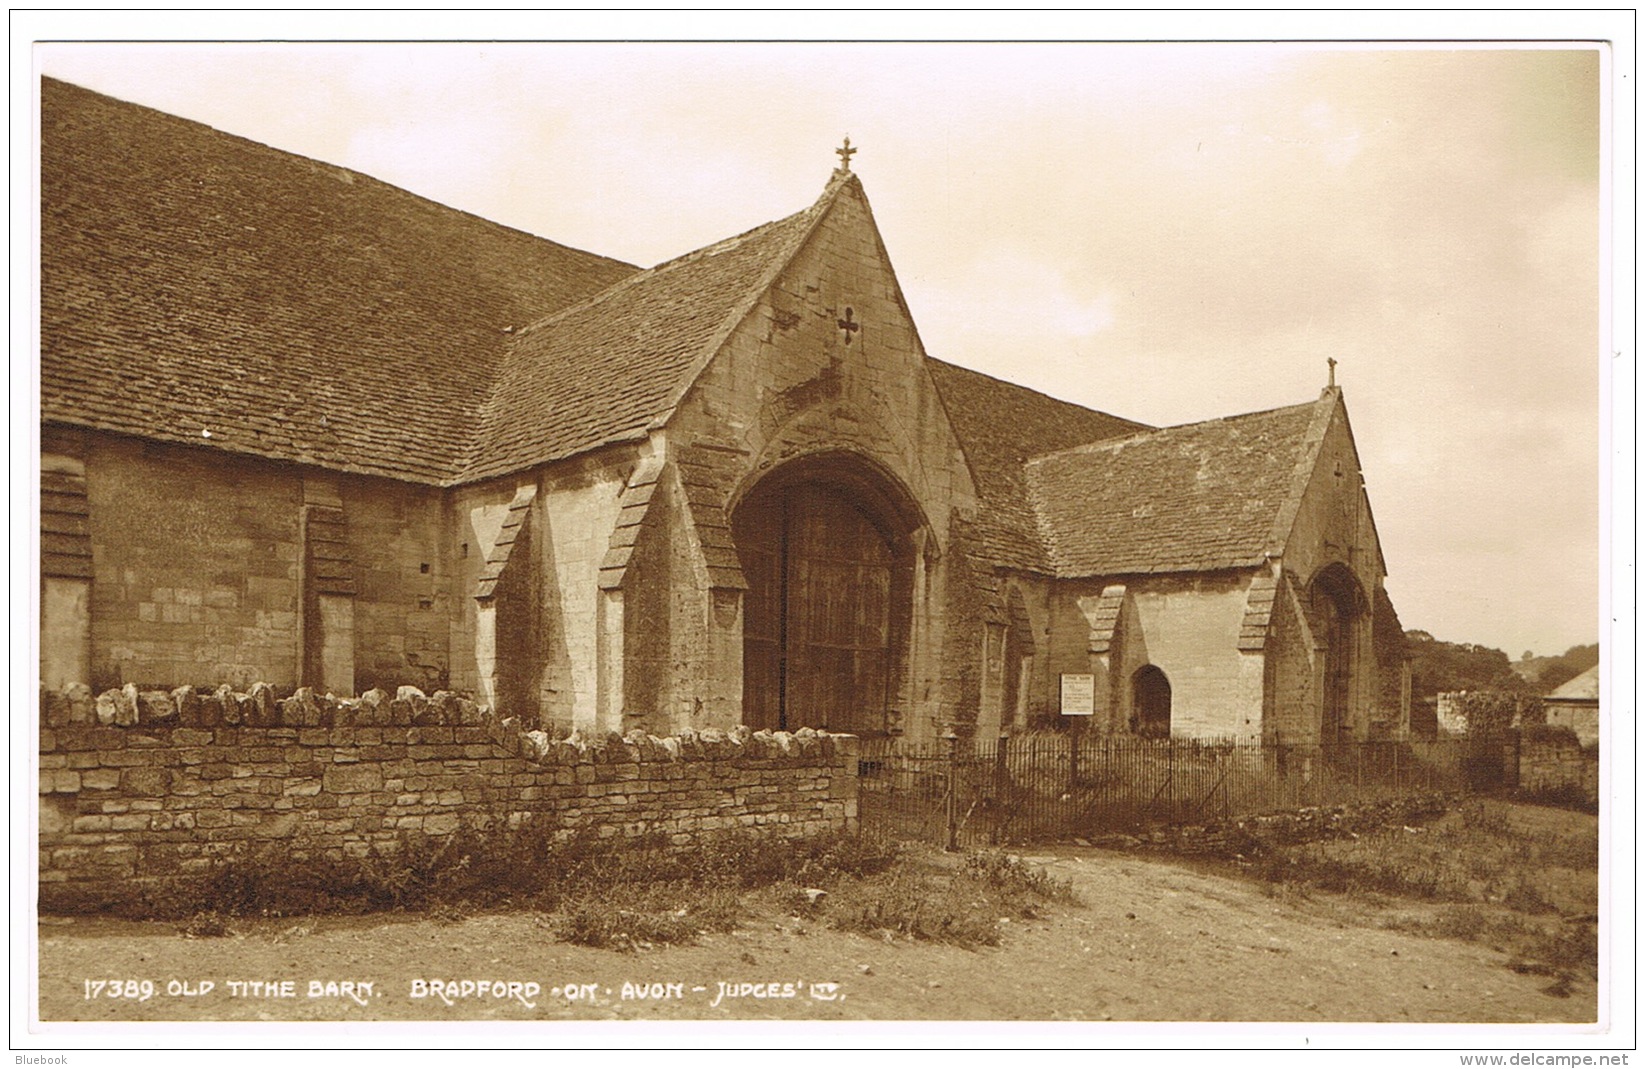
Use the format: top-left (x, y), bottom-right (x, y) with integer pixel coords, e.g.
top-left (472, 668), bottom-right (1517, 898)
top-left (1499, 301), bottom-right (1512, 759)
top-left (1025, 395), bottom-right (1327, 577)
top-left (41, 77), bottom-right (637, 484)
top-left (1547, 664), bottom-right (1600, 702)
top-left (926, 359), bottom-right (1148, 571)
top-left (460, 176), bottom-right (845, 482)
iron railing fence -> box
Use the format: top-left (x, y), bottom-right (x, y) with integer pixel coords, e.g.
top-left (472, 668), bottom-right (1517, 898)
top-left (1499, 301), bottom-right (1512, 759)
top-left (856, 733), bottom-right (1502, 848)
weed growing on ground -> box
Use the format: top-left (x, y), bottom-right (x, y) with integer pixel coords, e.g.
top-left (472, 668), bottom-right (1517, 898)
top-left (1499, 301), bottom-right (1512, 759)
top-left (828, 848), bottom-right (1079, 947)
top-left (828, 864), bottom-right (1003, 947)
top-left (1459, 797), bottom-right (1511, 834)
top-left (1256, 800), bottom-right (1594, 913)
top-left (553, 884), bottom-right (745, 951)
top-left (1512, 784), bottom-right (1597, 814)
top-left (179, 910), bottom-right (231, 939)
top-left (1264, 800), bottom-right (1598, 981)
top-left (81, 823), bottom-right (1066, 952)
top-left (964, 850), bottom-right (1081, 906)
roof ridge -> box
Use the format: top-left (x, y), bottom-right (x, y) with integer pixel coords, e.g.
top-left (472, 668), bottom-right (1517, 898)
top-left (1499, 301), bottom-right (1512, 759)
top-left (1025, 395), bottom-right (1322, 468)
top-left (650, 211), bottom-right (808, 272)
top-left (46, 77), bottom-right (637, 282)
top-left (509, 200), bottom-right (820, 343)
top-left (924, 356), bottom-right (1147, 431)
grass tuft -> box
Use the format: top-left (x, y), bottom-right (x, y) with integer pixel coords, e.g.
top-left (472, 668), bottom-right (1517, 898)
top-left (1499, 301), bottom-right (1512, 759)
top-left (67, 822), bottom-right (1070, 952)
top-left (828, 849), bottom-right (1079, 947)
top-left (1264, 800), bottom-right (1597, 983)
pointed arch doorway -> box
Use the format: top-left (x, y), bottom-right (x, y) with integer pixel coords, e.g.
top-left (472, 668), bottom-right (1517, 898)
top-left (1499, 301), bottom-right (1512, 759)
top-left (731, 454), bottom-right (921, 736)
top-left (1308, 562), bottom-right (1367, 747)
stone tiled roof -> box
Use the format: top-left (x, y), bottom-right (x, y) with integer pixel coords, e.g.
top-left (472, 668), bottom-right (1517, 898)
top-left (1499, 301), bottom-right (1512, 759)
top-left (1026, 396), bottom-right (1326, 578)
top-left (1546, 664), bottom-right (1599, 702)
top-left (926, 359), bottom-right (1148, 572)
top-left (41, 78), bottom-right (637, 484)
top-left (460, 178), bottom-right (844, 482)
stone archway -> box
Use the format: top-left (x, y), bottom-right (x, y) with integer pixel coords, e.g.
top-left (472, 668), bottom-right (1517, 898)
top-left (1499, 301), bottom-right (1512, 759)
top-left (1131, 664), bottom-right (1172, 738)
top-left (1002, 586), bottom-right (1035, 731)
top-left (1308, 562), bottom-right (1367, 747)
top-left (730, 453), bottom-right (922, 736)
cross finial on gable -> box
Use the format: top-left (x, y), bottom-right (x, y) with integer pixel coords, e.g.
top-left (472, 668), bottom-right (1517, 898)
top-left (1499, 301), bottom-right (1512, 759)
top-left (835, 136), bottom-right (857, 172)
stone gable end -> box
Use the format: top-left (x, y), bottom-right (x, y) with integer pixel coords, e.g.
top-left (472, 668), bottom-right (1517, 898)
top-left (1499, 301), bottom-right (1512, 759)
top-left (672, 179), bottom-right (978, 526)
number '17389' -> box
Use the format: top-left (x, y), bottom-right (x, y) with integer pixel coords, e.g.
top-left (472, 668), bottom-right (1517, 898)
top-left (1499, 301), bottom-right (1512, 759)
top-left (84, 979), bottom-right (155, 1000)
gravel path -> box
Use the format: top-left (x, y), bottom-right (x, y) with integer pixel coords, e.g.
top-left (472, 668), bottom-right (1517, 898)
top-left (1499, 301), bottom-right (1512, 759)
top-left (34, 847), bottom-right (1596, 1027)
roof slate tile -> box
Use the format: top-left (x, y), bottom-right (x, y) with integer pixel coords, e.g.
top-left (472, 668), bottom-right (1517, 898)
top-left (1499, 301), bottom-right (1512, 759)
top-left (42, 78), bottom-right (636, 484)
top-left (460, 184), bottom-right (838, 482)
top-left (1026, 398), bottom-right (1325, 578)
top-left (926, 359), bottom-right (1147, 572)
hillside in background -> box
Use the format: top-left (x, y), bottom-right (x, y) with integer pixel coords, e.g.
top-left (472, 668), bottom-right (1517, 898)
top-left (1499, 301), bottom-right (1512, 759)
top-left (1407, 631), bottom-right (1532, 704)
top-left (1407, 633), bottom-right (1599, 704)
top-left (1511, 644), bottom-right (1601, 693)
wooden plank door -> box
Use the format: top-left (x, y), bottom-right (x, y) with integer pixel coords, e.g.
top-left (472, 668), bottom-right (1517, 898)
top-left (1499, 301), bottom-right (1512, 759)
top-left (783, 485), bottom-right (892, 734)
top-left (736, 494), bottom-right (784, 732)
top-left (734, 483), bottom-right (893, 733)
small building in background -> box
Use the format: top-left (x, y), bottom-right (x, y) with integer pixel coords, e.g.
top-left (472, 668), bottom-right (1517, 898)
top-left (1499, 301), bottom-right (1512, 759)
top-left (1543, 664), bottom-right (1600, 747)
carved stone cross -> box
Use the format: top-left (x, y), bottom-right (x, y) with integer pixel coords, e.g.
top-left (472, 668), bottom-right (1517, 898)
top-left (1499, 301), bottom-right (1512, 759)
top-left (837, 307), bottom-right (860, 346)
top-left (835, 137), bottom-right (857, 171)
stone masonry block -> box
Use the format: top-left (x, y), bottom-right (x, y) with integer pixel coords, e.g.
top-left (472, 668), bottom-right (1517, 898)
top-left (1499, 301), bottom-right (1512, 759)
top-left (323, 765), bottom-right (383, 794)
top-left (245, 682), bottom-right (277, 726)
top-left (423, 813), bottom-right (460, 836)
top-left (215, 685), bottom-right (243, 726)
top-left (137, 690), bottom-right (176, 723)
top-left (172, 685), bottom-right (206, 726)
top-left (42, 688), bottom-right (71, 728)
top-left (80, 768), bottom-right (120, 791)
top-left (62, 683), bottom-right (94, 724)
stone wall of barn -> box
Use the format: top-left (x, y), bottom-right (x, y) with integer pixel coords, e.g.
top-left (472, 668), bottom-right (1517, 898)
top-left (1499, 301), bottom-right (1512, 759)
top-left (47, 429), bottom-right (452, 697)
top-left (1264, 572), bottom-right (1320, 744)
top-left (447, 444), bottom-right (640, 736)
top-left (1046, 572), bottom-right (1265, 743)
top-left (37, 683), bottom-right (858, 912)
top-left (1543, 700), bottom-right (1600, 748)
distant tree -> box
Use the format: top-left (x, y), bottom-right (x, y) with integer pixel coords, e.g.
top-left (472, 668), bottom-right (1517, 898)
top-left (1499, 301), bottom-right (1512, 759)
top-left (1535, 643), bottom-right (1600, 692)
top-left (1523, 650), bottom-right (1535, 661)
top-left (1405, 630), bottom-right (1534, 704)
top-left (1563, 643), bottom-right (1600, 670)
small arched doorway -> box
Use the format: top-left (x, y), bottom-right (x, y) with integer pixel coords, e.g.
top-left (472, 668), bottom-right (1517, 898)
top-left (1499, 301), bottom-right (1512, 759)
top-left (731, 454), bottom-right (920, 735)
top-left (1131, 664), bottom-right (1172, 738)
top-left (1002, 586), bottom-right (1034, 730)
top-left (1308, 563), bottom-right (1366, 746)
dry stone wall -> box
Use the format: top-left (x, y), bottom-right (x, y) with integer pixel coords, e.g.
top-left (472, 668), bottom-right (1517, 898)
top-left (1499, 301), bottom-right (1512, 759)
top-left (38, 682), bottom-right (858, 911)
top-left (1518, 729), bottom-right (1599, 806)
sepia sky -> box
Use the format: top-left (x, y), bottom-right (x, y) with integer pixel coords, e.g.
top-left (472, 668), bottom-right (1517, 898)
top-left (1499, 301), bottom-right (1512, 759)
top-left (33, 40), bottom-right (1610, 659)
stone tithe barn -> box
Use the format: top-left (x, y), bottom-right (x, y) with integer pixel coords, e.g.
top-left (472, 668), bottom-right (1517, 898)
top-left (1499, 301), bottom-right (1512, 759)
top-left (39, 78), bottom-right (1411, 746)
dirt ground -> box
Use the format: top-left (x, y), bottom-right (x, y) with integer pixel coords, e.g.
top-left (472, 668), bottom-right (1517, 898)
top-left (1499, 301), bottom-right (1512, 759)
top-left (35, 845), bottom-right (1598, 1026)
